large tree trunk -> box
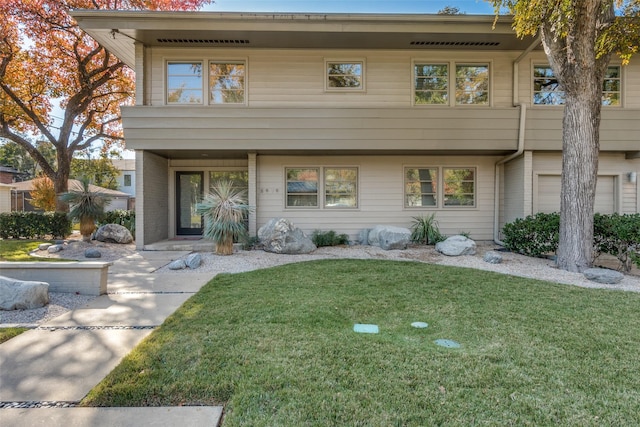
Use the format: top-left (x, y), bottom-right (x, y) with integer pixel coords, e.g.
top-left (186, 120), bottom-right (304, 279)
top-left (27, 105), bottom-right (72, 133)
top-left (556, 95), bottom-right (600, 272)
top-left (54, 149), bottom-right (71, 212)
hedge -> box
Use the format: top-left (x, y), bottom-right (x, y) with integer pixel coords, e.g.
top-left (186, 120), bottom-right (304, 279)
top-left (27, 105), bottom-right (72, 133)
top-left (0, 212), bottom-right (72, 240)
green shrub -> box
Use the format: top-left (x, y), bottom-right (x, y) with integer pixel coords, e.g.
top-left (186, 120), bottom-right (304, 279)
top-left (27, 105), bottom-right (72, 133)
top-left (98, 209), bottom-right (136, 234)
top-left (593, 213), bottom-right (640, 272)
top-left (502, 212), bottom-right (560, 257)
top-left (0, 212), bottom-right (71, 239)
top-left (410, 213), bottom-right (444, 245)
top-left (311, 230), bottom-right (350, 247)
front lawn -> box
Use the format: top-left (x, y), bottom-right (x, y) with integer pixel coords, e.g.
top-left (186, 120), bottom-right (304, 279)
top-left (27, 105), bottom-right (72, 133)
top-left (0, 240), bottom-right (68, 261)
top-left (83, 259), bottom-right (640, 426)
top-left (0, 327), bottom-right (29, 344)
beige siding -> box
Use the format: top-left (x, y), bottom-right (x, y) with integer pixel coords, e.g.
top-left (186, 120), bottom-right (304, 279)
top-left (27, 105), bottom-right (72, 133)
top-left (532, 152), bottom-right (639, 215)
top-left (137, 151), bottom-right (169, 248)
top-left (503, 155), bottom-right (526, 224)
top-left (0, 186), bottom-right (12, 213)
top-left (149, 47), bottom-right (517, 108)
top-left (255, 155), bottom-right (499, 240)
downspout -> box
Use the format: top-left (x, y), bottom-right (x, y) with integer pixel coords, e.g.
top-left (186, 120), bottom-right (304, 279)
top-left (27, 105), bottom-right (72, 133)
top-left (493, 36), bottom-right (540, 245)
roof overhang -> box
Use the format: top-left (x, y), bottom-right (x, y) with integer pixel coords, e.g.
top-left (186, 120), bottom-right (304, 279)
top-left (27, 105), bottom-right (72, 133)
top-left (71, 11), bottom-right (538, 68)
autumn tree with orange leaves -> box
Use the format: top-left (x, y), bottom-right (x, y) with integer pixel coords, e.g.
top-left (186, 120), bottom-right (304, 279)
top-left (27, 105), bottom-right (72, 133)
top-left (0, 0), bottom-right (212, 211)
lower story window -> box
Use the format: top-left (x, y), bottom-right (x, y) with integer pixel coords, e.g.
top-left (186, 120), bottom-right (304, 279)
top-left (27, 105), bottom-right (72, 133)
top-left (286, 167), bottom-right (358, 208)
top-left (324, 167), bottom-right (358, 208)
top-left (404, 167), bottom-right (476, 208)
top-left (443, 168), bottom-right (475, 207)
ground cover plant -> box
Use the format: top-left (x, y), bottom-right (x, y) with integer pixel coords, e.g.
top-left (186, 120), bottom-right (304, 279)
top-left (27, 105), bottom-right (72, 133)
top-left (0, 327), bottom-right (29, 344)
top-left (0, 240), bottom-right (70, 262)
top-left (84, 260), bottom-right (640, 426)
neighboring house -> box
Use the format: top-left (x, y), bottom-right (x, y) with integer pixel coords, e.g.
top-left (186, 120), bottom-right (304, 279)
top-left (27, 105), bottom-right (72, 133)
top-left (112, 158), bottom-right (136, 209)
top-left (0, 166), bottom-right (23, 184)
top-left (0, 183), bottom-right (13, 213)
top-left (73, 11), bottom-right (640, 250)
top-left (11, 179), bottom-right (131, 212)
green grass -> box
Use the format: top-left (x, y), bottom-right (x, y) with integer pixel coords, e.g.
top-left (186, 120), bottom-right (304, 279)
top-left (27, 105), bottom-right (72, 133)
top-left (0, 240), bottom-right (71, 262)
top-left (0, 327), bottom-right (29, 344)
top-left (83, 259), bottom-right (640, 426)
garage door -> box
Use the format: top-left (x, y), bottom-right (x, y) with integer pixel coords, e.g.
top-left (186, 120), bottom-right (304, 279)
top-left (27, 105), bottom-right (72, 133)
top-left (537, 175), bottom-right (615, 214)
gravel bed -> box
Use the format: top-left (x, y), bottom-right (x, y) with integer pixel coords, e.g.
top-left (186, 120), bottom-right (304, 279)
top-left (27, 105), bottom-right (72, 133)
top-left (3, 243), bottom-right (639, 328)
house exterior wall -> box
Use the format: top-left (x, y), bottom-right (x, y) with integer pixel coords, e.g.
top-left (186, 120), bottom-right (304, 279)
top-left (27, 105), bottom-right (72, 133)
top-left (136, 151), bottom-right (169, 248)
top-left (0, 185), bottom-right (12, 213)
top-left (256, 154), bottom-right (500, 240)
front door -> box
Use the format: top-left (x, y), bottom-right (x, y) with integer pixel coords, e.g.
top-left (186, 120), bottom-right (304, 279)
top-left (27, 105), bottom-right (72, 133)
top-left (176, 172), bottom-right (203, 235)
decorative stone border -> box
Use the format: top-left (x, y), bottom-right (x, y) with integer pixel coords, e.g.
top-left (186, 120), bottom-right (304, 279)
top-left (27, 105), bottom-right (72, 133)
top-left (0, 262), bottom-right (111, 296)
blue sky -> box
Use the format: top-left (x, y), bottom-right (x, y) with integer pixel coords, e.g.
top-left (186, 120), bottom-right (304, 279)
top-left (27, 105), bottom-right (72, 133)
top-left (204, 0), bottom-right (497, 14)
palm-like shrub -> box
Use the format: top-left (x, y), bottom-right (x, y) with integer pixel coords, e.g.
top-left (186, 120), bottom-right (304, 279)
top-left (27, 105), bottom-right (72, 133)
top-left (59, 178), bottom-right (111, 242)
top-left (196, 180), bottom-right (254, 255)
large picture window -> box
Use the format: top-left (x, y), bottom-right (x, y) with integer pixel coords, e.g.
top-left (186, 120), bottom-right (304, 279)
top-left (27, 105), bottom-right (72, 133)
top-left (209, 62), bottom-right (246, 104)
top-left (167, 61), bottom-right (203, 104)
top-left (286, 167), bottom-right (358, 209)
top-left (533, 65), bottom-right (621, 106)
top-left (326, 61), bottom-right (364, 90)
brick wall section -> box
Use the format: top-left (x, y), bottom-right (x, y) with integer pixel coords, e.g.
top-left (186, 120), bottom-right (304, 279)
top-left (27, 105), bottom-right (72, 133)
top-left (136, 150), bottom-right (169, 248)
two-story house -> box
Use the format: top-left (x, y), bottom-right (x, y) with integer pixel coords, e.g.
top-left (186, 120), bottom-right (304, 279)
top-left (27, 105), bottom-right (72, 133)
top-left (73, 11), bottom-right (640, 250)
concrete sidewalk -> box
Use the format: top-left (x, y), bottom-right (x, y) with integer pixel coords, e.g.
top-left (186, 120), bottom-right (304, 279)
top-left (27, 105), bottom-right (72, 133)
top-left (0, 251), bottom-right (223, 427)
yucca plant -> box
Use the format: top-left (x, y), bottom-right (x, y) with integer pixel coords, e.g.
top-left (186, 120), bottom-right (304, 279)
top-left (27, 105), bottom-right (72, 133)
top-left (410, 213), bottom-right (444, 245)
top-left (59, 178), bottom-right (111, 242)
top-left (196, 180), bottom-right (254, 255)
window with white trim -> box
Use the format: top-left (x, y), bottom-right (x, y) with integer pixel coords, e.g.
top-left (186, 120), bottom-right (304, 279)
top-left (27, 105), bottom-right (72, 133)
top-left (413, 62), bottom-right (489, 105)
top-left (404, 167), bottom-right (476, 208)
top-left (326, 61), bottom-right (364, 90)
top-left (533, 65), bottom-right (621, 106)
top-left (167, 61), bottom-right (203, 104)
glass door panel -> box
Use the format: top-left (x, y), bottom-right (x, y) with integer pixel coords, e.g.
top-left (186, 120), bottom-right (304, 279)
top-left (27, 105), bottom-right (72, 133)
top-left (176, 172), bottom-right (203, 235)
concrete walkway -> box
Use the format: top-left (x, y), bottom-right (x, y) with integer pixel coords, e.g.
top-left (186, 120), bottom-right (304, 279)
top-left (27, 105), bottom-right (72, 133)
top-left (0, 251), bottom-right (223, 427)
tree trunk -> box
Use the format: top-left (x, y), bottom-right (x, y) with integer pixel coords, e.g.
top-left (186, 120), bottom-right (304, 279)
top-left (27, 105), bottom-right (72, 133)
top-left (54, 149), bottom-right (71, 212)
top-left (556, 95), bottom-right (600, 272)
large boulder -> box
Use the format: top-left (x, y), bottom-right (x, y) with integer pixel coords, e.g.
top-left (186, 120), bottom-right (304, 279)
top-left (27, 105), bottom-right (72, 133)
top-left (583, 268), bottom-right (624, 284)
top-left (185, 253), bottom-right (202, 269)
top-left (436, 235), bottom-right (477, 256)
top-left (0, 276), bottom-right (49, 310)
top-left (258, 218), bottom-right (317, 254)
top-left (95, 224), bottom-right (133, 244)
top-left (367, 225), bottom-right (411, 250)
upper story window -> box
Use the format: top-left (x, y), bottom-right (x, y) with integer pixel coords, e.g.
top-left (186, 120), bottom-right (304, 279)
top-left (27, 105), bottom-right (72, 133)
top-left (123, 174), bottom-right (132, 187)
top-left (413, 62), bottom-right (489, 106)
top-left (167, 61), bottom-right (203, 104)
top-left (533, 65), bottom-right (621, 106)
top-left (209, 62), bottom-right (246, 104)
top-left (326, 61), bottom-right (364, 91)
top-left (167, 60), bottom-right (246, 105)
top-left (455, 64), bottom-right (489, 105)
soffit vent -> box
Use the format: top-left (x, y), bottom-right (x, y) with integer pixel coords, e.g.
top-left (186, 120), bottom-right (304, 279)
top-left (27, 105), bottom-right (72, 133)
top-left (157, 39), bottom-right (250, 45)
top-left (410, 41), bottom-right (500, 47)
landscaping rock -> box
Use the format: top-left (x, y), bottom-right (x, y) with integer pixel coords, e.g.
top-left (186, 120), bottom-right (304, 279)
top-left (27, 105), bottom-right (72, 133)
top-left (436, 235), bottom-right (477, 256)
top-left (185, 253), bottom-right (202, 269)
top-left (168, 260), bottom-right (187, 270)
top-left (367, 225), bottom-right (411, 250)
top-left (583, 268), bottom-right (624, 284)
top-left (358, 228), bottom-right (371, 246)
top-left (94, 224), bottom-right (133, 244)
top-left (38, 243), bottom-right (52, 251)
top-left (84, 248), bottom-right (102, 258)
top-left (0, 276), bottom-right (49, 310)
top-left (258, 218), bottom-right (317, 254)
top-left (483, 251), bottom-right (503, 264)
top-left (47, 244), bottom-right (63, 253)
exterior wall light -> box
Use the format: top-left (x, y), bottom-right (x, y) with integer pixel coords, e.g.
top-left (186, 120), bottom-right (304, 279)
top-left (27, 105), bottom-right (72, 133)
top-left (629, 171), bottom-right (637, 183)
